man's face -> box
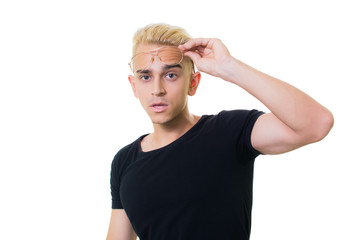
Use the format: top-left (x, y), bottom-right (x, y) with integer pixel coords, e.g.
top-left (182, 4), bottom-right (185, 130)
top-left (128, 43), bottom-right (200, 125)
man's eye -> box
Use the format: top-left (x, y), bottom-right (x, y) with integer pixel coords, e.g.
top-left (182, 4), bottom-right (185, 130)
top-left (140, 75), bottom-right (150, 81)
top-left (166, 73), bottom-right (177, 79)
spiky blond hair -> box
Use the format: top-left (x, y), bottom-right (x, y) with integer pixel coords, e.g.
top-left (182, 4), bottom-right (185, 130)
top-left (132, 23), bottom-right (191, 56)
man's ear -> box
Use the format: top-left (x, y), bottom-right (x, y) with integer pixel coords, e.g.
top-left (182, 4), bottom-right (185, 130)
top-left (188, 72), bottom-right (201, 96)
top-left (128, 75), bottom-right (138, 98)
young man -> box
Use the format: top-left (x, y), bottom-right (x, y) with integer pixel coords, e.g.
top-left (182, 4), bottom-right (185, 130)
top-left (107, 24), bottom-right (334, 240)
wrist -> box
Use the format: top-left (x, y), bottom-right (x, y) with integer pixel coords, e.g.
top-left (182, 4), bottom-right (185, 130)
top-left (218, 56), bottom-right (242, 83)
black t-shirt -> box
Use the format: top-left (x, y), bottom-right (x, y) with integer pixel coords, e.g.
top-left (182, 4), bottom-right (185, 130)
top-left (110, 109), bottom-right (264, 240)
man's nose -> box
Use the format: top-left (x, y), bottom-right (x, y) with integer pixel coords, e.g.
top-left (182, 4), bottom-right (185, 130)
top-left (152, 77), bottom-right (166, 96)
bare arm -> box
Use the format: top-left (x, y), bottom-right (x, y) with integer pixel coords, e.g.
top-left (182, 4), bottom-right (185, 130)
top-left (179, 38), bottom-right (334, 155)
top-left (106, 209), bottom-right (137, 240)
top-left (224, 58), bottom-right (333, 154)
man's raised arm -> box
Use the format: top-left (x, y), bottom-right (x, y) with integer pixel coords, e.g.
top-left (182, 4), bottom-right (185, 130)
top-left (179, 38), bottom-right (334, 155)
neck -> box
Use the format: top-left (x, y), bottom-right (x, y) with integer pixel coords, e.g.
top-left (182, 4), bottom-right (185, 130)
top-left (151, 108), bottom-right (200, 146)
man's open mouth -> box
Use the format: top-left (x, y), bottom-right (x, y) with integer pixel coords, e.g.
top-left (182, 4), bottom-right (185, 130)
top-left (150, 103), bottom-right (168, 112)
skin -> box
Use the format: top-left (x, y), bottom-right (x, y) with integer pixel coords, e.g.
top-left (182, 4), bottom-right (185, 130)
top-left (128, 43), bottom-right (202, 151)
top-left (107, 39), bottom-right (334, 239)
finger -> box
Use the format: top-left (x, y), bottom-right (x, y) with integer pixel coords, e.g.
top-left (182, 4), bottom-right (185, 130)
top-left (179, 38), bottom-right (212, 51)
top-left (180, 38), bottom-right (210, 50)
top-left (196, 46), bottom-right (206, 56)
top-left (183, 50), bottom-right (201, 64)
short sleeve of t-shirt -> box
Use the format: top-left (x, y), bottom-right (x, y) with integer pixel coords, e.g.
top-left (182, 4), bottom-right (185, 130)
top-left (110, 156), bottom-right (123, 209)
top-left (110, 142), bottom-right (137, 209)
top-left (217, 109), bottom-right (264, 160)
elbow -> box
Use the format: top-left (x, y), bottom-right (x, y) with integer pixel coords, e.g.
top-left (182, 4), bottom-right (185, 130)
top-left (310, 109), bottom-right (334, 143)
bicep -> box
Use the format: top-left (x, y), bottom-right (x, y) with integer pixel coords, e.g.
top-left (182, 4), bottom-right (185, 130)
top-left (107, 209), bottom-right (137, 240)
top-left (251, 113), bottom-right (307, 155)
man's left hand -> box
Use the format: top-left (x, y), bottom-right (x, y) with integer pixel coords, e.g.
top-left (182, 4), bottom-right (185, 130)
top-left (178, 38), bottom-right (233, 79)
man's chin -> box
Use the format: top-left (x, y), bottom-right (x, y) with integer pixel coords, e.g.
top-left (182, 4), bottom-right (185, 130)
top-left (151, 118), bottom-right (171, 125)
top-left (149, 115), bottom-right (175, 126)
top-left (147, 109), bottom-right (185, 126)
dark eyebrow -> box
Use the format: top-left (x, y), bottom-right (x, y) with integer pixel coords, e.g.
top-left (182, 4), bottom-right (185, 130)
top-left (135, 64), bottom-right (182, 74)
top-left (136, 69), bottom-right (151, 74)
top-left (163, 64), bottom-right (182, 70)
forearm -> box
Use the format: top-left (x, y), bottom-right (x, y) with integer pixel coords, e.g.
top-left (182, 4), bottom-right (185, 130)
top-left (221, 57), bottom-right (333, 139)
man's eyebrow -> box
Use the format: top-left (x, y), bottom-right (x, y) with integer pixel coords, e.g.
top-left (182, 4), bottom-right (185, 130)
top-left (135, 64), bottom-right (182, 74)
top-left (163, 64), bottom-right (182, 70)
top-left (136, 69), bottom-right (151, 74)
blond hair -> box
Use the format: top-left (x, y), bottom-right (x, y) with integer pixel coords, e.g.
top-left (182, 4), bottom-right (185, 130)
top-left (131, 23), bottom-right (194, 75)
top-left (132, 23), bottom-right (191, 55)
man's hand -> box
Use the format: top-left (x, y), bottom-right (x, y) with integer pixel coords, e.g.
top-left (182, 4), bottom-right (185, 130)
top-left (178, 38), bottom-right (233, 79)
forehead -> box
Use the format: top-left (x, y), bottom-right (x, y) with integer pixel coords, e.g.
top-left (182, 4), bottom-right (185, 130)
top-left (135, 43), bottom-right (169, 54)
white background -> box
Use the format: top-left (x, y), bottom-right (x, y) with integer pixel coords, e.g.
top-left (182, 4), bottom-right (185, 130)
top-left (0, 0), bottom-right (359, 239)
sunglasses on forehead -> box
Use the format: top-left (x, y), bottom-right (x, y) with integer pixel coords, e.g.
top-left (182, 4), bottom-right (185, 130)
top-left (128, 46), bottom-right (193, 73)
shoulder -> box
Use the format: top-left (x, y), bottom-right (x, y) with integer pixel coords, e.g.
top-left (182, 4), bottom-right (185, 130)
top-left (199, 109), bottom-right (263, 129)
top-left (111, 135), bottom-right (145, 169)
top-left (215, 109), bottom-right (264, 127)
top-left (201, 109), bottom-right (264, 159)
top-left (217, 109), bottom-right (263, 118)
top-left (198, 109), bottom-right (264, 140)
